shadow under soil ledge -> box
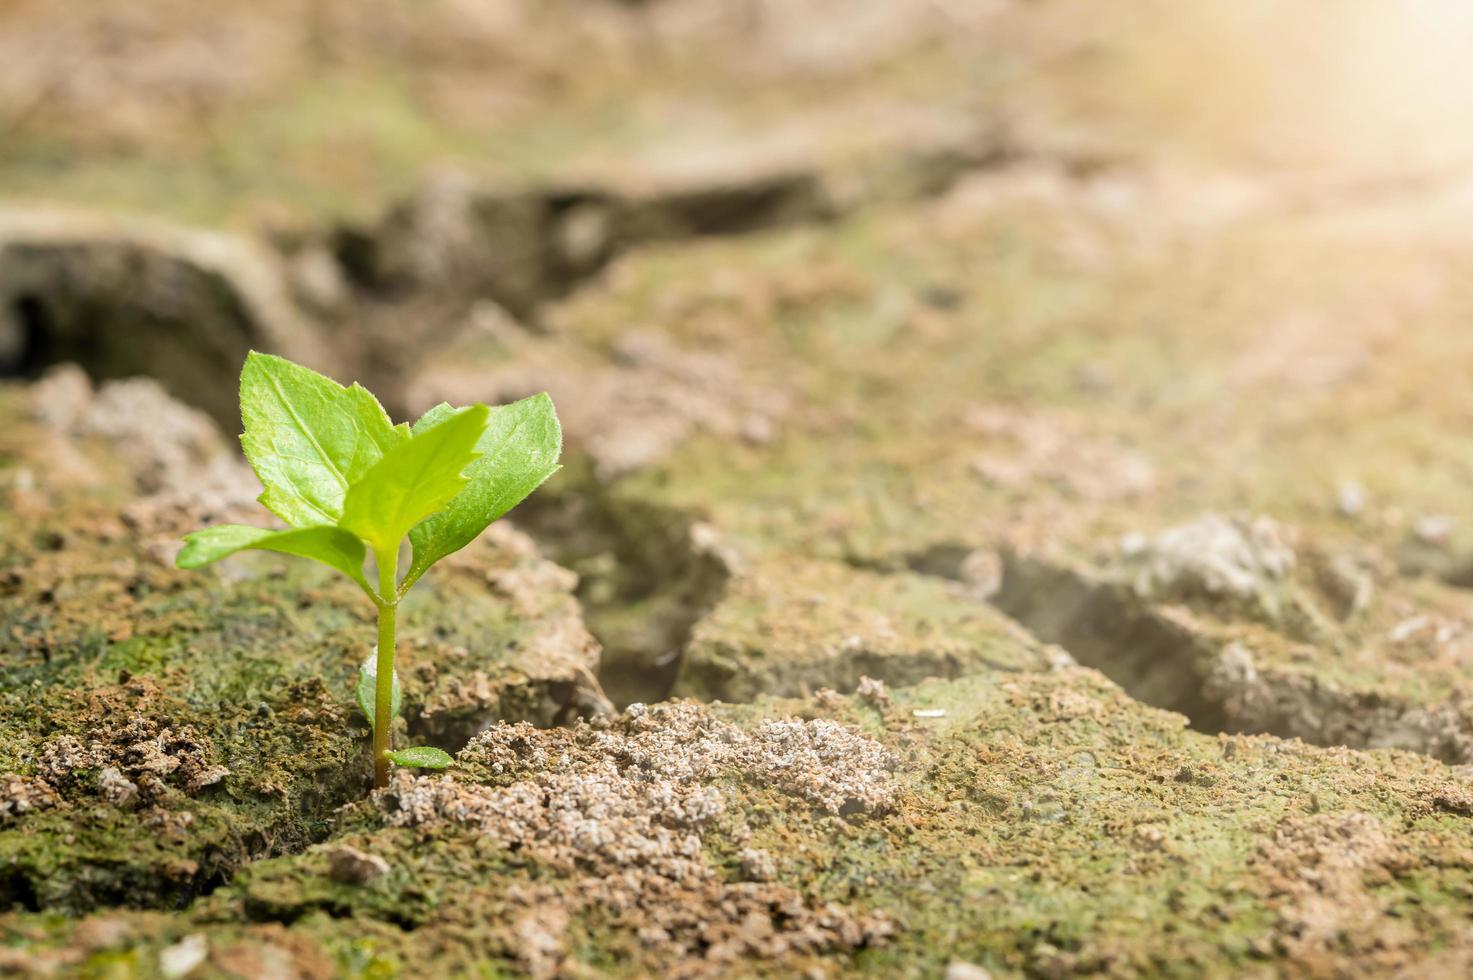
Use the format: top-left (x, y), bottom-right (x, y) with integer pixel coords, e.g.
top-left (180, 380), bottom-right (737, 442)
top-left (986, 553), bottom-right (1473, 765)
top-left (510, 468), bottom-right (731, 709)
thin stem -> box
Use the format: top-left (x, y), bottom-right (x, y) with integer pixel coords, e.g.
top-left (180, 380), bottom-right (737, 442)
top-left (373, 548), bottom-right (398, 789)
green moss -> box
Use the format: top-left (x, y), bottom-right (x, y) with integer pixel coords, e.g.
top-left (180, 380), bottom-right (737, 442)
top-left (13, 7), bottom-right (1473, 971)
top-left (0, 393), bottom-right (602, 913)
top-left (10, 670), bottom-right (1467, 975)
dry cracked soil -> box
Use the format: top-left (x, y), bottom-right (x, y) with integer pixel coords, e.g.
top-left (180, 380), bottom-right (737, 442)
top-left (7, 1), bottom-right (1473, 977)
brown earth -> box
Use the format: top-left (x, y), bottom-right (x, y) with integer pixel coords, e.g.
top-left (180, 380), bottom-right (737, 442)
top-left (6, 0), bottom-right (1473, 976)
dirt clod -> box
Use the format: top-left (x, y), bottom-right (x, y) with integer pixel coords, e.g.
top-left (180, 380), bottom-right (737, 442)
top-left (323, 845), bottom-right (390, 885)
top-left (0, 774), bottom-right (59, 821)
top-left (372, 703), bottom-right (897, 969)
top-left (1130, 514), bottom-right (1296, 606)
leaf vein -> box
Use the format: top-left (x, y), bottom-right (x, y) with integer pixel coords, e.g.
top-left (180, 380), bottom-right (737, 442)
top-left (267, 372), bottom-right (349, 492)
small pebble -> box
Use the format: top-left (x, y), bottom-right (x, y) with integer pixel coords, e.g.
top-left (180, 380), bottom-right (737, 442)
top-left (1118, 531), bottom-right (1149, 557)
top-left (325, 844), bottom-right (391, 884)
top-left (945, 962), bottom-right (994, 980)
top-left (856, 676), bottom-right (891, 709)
top-left (1337, 481), bottom-right (1367, 518)
top-left (1390, 615), bottom-right (1431, 643)
top-left (1045, 646), bottom-right (1078, 670)
top-left (159, 934), bottom-right (208, 979)
top-left (1414, 515), bottom-right (1457, 545)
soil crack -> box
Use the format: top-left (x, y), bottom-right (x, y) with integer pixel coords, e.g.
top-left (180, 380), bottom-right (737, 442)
top-left (510, 463), bottom-right (732, 708)
top-left (890, 520), bottom-right (1473, 765)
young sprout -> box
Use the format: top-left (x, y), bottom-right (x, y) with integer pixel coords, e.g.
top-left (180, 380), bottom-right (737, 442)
top-left (176, 353), bottom-right (561, 789)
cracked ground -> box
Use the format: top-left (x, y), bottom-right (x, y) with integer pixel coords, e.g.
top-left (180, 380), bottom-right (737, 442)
top-left (7, 0), bottom-right (1473, 976)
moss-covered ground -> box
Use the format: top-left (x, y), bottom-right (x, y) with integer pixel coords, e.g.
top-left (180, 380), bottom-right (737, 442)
top-left (7, 673), bottom-right (1473, 977)
top-left (0, 379), bottom-right (603, 914)
top-left (9, 0), bottom-right (1473, 974)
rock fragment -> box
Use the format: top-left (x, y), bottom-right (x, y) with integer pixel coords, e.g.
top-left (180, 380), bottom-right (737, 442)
top-left (1129, 513), bottom-right (1296, 606)
top-left (0, 774), bottom-right (59, 821)
top-left (158, 934), bottom-right (208, 979)
top-left (324, 845), bottom-right (390, 885)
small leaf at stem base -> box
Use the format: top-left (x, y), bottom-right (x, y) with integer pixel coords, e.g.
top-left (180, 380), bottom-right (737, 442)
top-left (385, 746), bottom-right (453, 769)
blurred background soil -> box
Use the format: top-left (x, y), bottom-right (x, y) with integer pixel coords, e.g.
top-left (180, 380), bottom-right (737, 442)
top-left (9, 2), bottom-right (1473, 976)
top-left (4, 1), bottom-right (1470, 224)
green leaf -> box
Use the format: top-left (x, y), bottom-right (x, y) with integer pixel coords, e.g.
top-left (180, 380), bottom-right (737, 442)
top-left (385, 746), bottom-right (453, 770)
top-left (406, 394), bottom-right (561, 585)
top-left (339, 405), bottom-right (490, 556)
top-left (356, 653), bottom-right (402, 726)
top-left (176, 524), bottom-right (370, 593)
top-left (239, 351), bottom-right (405, 528)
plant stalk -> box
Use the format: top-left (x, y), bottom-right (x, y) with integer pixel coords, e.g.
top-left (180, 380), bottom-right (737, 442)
top-left (373, 550), bottom-right (398, 789)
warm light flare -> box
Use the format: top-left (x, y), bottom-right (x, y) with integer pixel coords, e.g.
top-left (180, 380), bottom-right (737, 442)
top-left (1037, 0), bottom-right (1473, 176)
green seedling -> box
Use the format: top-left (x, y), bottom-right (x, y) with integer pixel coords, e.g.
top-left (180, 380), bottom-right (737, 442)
top-left (176, 352), bottom-right (561, 789)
